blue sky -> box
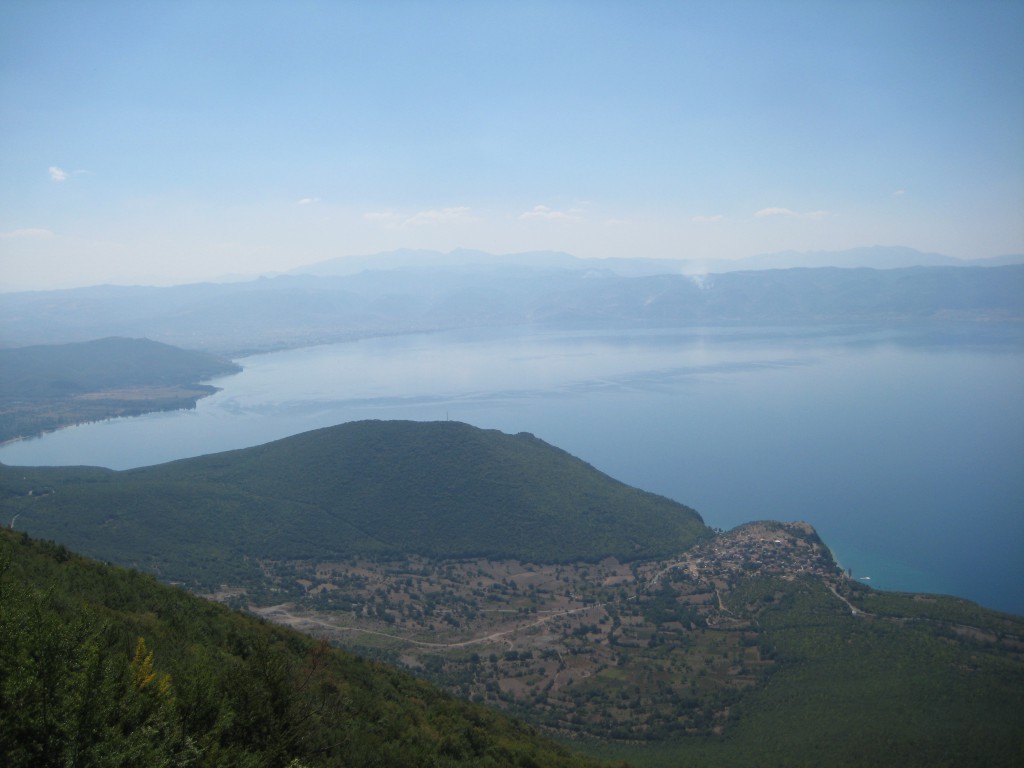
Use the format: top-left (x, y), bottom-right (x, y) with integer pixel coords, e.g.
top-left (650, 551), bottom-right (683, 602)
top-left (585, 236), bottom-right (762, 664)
top-left (2, 0), bottom-right (1022, 290)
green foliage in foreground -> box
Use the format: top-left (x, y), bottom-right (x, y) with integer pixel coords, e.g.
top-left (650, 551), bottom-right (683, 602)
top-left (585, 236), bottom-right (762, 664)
top-left (586, 576), bottom-right (1024, 768)
top-left (0, 529), bottom-right (609, 768)
top-left (1, 420), bottom-right (710, 589)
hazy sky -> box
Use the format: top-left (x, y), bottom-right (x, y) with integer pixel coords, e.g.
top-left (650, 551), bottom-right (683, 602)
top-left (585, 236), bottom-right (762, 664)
top-left (2, 0), bottom-right (1022, 290)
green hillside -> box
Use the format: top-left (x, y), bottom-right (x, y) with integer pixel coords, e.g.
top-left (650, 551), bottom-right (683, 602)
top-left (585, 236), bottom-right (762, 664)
top-left (0, 337), bottom-right (241, 441)
top-left (2, 422), bottom-right (1023, 767)
top-left (0, 336), bottom-right (240, 398)
top-left (0, 420), bottom-right (710, 588)
top-left (0, 528), bottom-right (607, 768)
top-left (588, 575), bottom-right (1024, 767)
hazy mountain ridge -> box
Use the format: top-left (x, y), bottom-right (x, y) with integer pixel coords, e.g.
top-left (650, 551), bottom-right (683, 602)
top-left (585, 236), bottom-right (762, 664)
top-left (291, 246), bottom-right (1024, 277)
top-left (2, 261), bottom-right (1020, 356)
top-left (697, 245), bottom-right (1017, 272)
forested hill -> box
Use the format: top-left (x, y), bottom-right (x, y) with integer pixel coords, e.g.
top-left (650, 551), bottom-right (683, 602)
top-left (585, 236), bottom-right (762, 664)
top-left (0, 336), bottom-right (242, 442)
top-left (1, 420), bottom-right (711, 588)
top-left (0, 336), bottom-right (239, 399)
top-left (0, 528), bottom-right (606, 768)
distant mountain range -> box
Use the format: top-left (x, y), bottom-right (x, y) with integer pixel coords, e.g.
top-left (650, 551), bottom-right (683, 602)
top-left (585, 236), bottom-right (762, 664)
top-left (2, 258), bottom-right (1021, 355)
top-left (290, 246), bottom-right (1024, 278)
top-left (686, 245), bottom-right (1024, 272)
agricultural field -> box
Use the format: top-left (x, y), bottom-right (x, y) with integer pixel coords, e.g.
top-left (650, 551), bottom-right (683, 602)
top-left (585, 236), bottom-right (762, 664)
top-left (236, 521), bottom-right (840, 741)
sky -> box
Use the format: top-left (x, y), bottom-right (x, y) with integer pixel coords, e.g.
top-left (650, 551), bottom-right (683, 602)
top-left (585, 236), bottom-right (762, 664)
top-left (1, 0), bottom-right (1022, 291)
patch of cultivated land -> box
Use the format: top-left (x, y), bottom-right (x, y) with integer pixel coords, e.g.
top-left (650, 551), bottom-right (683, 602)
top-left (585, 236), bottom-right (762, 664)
top-left (230, 521), bottom-right (842, 740)
top-left (0, 384), bottom-right (218, 443)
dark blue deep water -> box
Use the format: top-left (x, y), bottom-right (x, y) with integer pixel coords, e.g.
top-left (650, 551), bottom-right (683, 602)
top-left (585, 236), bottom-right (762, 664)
top-left (3, 325), bottom-right (1021, 615)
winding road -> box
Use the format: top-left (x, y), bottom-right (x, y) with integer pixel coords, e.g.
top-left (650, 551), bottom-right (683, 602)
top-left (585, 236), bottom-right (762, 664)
top-left (254, 600), bottom-right (608, 650)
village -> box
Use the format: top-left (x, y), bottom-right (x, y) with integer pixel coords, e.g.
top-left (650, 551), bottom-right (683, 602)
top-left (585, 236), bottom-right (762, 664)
top-left (240, 520), bottom-right (844, 740)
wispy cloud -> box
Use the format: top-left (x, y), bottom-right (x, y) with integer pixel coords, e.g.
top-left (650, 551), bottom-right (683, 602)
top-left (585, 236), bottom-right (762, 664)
top-left (48, 166), bottom-right (67, 182)
top-left (402, 206), bottom-right (472, 227)
top-left (363, 207), bottom-right (473, 228)
top-left (518, 204), bottom-right (584, 222)
top-left (296, 197), bottom-right (320, 205)
top-left (754, 207), bottom-right (829, 220)
top-left (892, 189), bottom-right (907, 196)
top-left (691, 214), bottom-right (726, 223)
top-left (0, 228), bottom-right (55, 239)
top-left (754, 207), bottom-right (797, 217)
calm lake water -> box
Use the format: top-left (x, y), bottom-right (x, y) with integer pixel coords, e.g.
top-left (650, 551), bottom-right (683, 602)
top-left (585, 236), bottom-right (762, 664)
top-left (3, 324), bottom-right (1022, 615)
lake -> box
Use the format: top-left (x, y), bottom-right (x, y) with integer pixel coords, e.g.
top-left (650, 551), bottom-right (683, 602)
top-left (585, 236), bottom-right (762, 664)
top-left (3, 324), bottom-right (1022, 615)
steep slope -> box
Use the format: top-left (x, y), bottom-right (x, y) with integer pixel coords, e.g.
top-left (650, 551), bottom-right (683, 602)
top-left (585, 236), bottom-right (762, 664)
top-left (1, 420), bottom-right (710, 588)
top-left (0, 528), bottom-right (606, 768)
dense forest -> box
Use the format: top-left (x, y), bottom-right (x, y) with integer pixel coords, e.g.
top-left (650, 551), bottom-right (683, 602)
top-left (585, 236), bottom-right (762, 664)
top-left (0, 528), bottom-right (608, 768)
top-left (0, 420), bottom-right (710, 588)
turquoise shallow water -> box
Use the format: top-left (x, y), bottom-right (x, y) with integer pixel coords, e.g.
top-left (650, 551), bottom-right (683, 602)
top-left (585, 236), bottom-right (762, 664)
top-left (3, 325), bottom-right (1022, 614)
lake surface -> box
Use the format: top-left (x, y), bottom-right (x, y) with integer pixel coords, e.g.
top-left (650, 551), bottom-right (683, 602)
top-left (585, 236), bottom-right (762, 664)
top-left (3, 324), bottom-right (1022, 615)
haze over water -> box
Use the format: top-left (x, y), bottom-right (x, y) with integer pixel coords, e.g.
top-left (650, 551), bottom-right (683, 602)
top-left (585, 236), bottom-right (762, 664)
top-left (2, 325), bottom-right (1021, 615)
